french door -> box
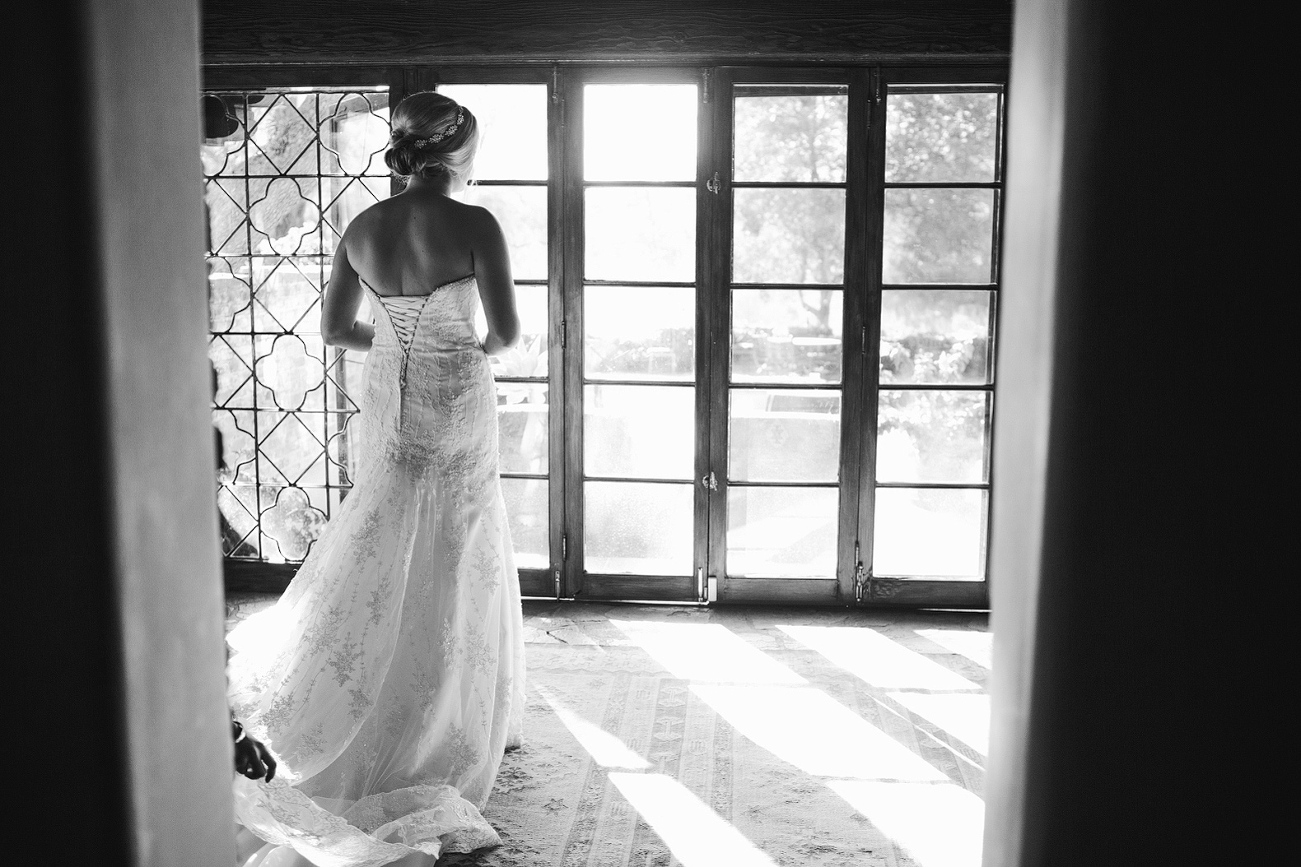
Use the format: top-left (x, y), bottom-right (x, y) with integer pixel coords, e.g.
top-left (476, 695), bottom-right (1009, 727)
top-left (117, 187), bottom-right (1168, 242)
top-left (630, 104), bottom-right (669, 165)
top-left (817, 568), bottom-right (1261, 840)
top-left (204, 64), bottom-right (1005, 608)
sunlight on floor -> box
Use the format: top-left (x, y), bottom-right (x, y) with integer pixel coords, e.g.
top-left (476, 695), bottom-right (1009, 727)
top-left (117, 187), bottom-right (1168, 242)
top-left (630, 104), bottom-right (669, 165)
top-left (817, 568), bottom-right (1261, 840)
top-left (692, 684), bottom-right (946, 781)
top-left (541, 678), bottom-right (780, 866)
top-left (916, 628), bottom-right (993, 669)
top-left (778, 624), bottom-right (980, 690)
top-left (537, 616), bottom-right (991, 867)
top-left (829, 781), bottom-right (985, 867)
top-left (610, 619), bottom-right (806, 684)
top-left (537, 685), bottom-right (651, 770)
top-left (609, 772), bottom-right (780, 867)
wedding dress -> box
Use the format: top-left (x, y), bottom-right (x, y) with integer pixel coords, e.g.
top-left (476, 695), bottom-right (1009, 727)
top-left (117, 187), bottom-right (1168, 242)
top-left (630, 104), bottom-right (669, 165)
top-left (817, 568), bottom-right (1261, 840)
top-left (226, 274), bottom-right (526, 866)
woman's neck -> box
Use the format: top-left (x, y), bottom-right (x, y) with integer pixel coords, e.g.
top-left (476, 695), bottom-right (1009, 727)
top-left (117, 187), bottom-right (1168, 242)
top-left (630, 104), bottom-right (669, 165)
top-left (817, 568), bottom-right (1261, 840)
top-left (403, 173), bottom-right (456, 196)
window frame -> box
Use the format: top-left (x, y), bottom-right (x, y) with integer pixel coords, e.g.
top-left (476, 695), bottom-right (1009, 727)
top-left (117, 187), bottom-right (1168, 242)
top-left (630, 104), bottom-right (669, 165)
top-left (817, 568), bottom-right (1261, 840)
top-left (704, 66), bottom-right (859, 608)
top-left (203, 62), bottom-right (1008, 609)
top-left (863, 65), bottom-right (1007, 608)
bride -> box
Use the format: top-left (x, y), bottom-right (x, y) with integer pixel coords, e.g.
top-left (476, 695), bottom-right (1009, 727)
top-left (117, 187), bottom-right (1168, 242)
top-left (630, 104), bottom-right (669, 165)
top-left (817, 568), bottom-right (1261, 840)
top-left (226, 92), bottom-right (526, 867)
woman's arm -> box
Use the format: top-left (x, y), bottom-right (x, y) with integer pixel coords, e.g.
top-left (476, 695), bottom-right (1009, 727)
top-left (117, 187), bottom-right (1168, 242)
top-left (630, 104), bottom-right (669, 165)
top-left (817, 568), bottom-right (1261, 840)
top-left (471, 208), bottom-right (520, 356)
top-left (321, 240), bottom-right (375, 352)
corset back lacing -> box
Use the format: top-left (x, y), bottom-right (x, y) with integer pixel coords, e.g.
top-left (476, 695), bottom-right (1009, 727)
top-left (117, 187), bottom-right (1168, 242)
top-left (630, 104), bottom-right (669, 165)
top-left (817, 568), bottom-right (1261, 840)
top-left (373, 292), bottom-right (434, 393)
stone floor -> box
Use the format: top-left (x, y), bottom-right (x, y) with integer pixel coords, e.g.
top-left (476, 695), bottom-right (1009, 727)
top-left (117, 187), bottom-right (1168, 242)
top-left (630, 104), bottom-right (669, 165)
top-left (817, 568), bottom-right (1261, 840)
top-left (226, 594), bottom-right (991, 673)
top-left (226, 593), bottom-right (992, 866)
top-left (515, 598), bottom-right (989, 647)
top-left (227, 593), bottom-right (991, 646)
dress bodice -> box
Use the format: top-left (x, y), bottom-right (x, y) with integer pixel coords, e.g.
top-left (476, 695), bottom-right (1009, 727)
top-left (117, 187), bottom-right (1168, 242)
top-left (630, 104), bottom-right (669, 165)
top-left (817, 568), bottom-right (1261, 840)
top-left (354, 274), bottom-right (496, 477)
top-left (364, 274), bottom-right (482, 357)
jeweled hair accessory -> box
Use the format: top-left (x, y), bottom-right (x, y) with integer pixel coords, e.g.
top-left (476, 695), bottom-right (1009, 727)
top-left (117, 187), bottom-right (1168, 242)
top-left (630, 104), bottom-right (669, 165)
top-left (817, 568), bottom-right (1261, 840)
top-left (413, 108), bottom-right (465, 148)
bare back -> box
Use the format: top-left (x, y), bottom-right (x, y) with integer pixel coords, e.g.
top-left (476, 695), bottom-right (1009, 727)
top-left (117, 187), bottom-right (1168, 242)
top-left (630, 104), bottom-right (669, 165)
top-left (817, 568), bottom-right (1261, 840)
top-left (321, 183), bottom-right (519, 356)
top-left (343, 192), bottom-right (479, 296)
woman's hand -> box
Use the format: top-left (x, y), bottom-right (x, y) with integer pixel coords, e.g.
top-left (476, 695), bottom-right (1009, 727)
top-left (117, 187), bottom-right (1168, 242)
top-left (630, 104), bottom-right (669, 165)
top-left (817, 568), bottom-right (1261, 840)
top-left (233, 720), bottom-right (278, 781)
top-left (481, 330), bottom-right (516, 357)
top-left (234, 733), bottom-right (277, 781)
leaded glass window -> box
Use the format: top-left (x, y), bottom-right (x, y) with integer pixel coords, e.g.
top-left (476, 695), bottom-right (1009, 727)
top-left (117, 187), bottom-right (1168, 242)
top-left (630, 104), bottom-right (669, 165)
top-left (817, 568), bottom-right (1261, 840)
top-left (204, 87), bottom-right (391, 562)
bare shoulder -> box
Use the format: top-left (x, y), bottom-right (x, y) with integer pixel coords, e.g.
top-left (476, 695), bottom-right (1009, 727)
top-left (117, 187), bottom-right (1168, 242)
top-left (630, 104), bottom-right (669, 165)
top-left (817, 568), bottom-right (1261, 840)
top-left (338, 198), bottom-right (388, 249)
top-left (456, 201), bottom-right (504, 240)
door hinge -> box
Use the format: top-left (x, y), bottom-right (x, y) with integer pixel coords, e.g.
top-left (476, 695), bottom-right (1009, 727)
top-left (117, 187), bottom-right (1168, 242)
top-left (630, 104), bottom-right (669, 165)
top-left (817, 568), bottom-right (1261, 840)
top-left (700, 471), bottom-right (718, 491)
top-left (706, 171), bottom-right (721, 195)
top-left (853, 542), bottom-right (867, 603)
top-left (864, 68), bottom-right (882, 128)
top-left (861, 325), bottom-right (867, 356)
top-left (702, 68), bottom-right (712, 104)
top-left (560, 318), bottom-right (567, 348)
top-left (562, 533), bottom-right (568, 560)
top-left (552, 65), bottom-right (565, 128)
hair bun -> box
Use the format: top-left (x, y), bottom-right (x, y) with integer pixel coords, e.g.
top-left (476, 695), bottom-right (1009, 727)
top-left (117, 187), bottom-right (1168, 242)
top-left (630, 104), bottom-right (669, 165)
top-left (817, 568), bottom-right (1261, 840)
top-left (385, 91), bottom-right (479, 183)
top-left (384, 139), bottom-right (439, 178)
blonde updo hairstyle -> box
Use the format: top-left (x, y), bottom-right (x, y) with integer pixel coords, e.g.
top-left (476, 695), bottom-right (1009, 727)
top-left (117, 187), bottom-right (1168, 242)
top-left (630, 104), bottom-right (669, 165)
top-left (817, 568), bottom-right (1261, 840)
top-left (385, 91), bottom-right (480, 187)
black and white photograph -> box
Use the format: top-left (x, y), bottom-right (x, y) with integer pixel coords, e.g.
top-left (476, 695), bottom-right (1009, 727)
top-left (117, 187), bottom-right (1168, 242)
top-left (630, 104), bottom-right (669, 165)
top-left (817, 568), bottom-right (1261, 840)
top-left (10, 2), bottom-right (1276, 866)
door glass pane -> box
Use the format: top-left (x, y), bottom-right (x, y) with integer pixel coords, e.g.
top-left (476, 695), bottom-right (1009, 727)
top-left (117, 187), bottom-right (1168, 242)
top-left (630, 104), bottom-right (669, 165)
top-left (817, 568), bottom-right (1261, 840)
top-left (873, 489), bottom-right (986, 578)
top-left (732, 289), bottom-right (842, 383)
top-left (435, 84), bottom-right (548, 181)
top-left (730, 388), bottom-right (840, 483)
top-left (501, 477), bottom-right (548, 570)
top-left (585, 385), bottom-right (694, 479)
top-left (586, 187), bottom-right (696, 281)
top-left (586, 482), bottom-right (694, 574)
top-left (733, 188), bottom-right (845, 284)
top-left (728, 486), bottom-right (838, 577)
top-left (483, 284), bottom-right (548, 379)
top-left (582, 81), bottom-right (698, 593)
top-left (883, 189), bottom-right (994, 284)
top-left (733, 86), bottom-right (848, 182)
top-left (880, 289), bottom-right (992, 385)
top-left (885, 92), bottom-right (999, 184)
top-left (584, 84), bottom-right (698, 181)
top-left (877, 391), bottom-right (990, 483)
top-left (497, 385), bottom-right (548, 474)
top-left (456, 185), bottom-right (548, 280)
top-left (586, 286), bottom-right (695, 381)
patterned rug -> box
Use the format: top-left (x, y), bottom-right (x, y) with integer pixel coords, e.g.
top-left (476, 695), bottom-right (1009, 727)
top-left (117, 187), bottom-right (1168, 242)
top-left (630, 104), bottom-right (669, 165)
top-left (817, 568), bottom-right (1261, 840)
top-left (225, 596), bottom-right (991, 867)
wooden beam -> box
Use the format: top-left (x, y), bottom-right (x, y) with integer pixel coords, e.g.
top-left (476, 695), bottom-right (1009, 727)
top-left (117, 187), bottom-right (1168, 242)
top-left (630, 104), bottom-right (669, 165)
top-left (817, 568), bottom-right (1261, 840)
top-left (203, 0), bottom-right (1011, 66)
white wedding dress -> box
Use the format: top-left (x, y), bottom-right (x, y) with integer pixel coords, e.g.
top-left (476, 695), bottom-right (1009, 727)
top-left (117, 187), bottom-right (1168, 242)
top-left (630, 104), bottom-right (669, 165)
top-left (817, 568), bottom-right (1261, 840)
top-left (226, 274), bottom-right (526, 866)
